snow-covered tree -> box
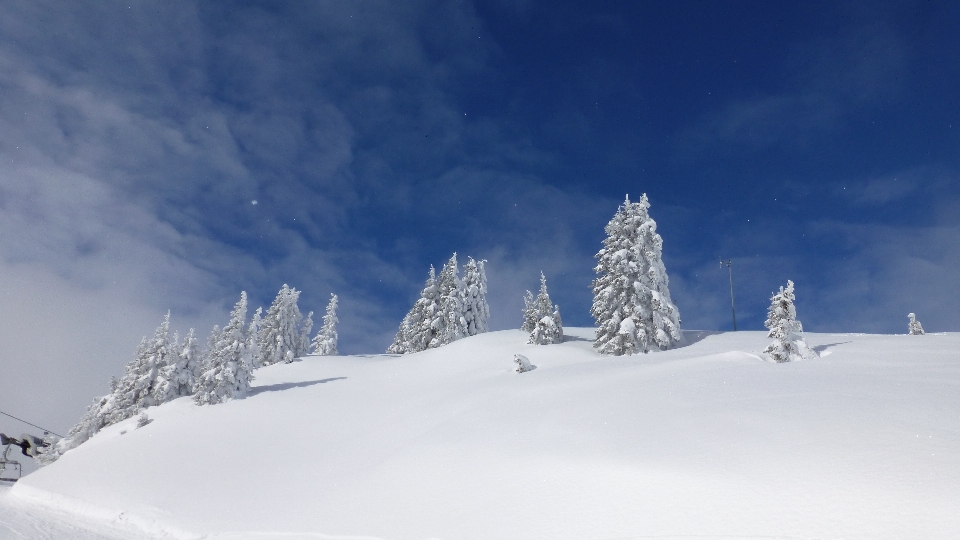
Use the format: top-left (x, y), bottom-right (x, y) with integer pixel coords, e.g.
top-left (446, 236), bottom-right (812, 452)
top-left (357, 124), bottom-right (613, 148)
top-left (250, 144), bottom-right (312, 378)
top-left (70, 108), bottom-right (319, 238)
top-left (388, 266), bottom-right (440, 354)
top-left (195, 292), bottom-right (254, 405)
top-left (521, 290), bottom-right (538, 332)
top-left (591, 194), bottom-right (682, 355)
top-left (461, 257), bottom-right (490, 336)
top-left (763, 280), bottom-right (815, 363)
top-left (527, 272), bottom-right (563, 345)
top-left (430, 253), bottom-right (467, 348)
top-left (257, 284), bottom-right (305, 365)
top-left (312, 294), bottom-right (339, 356)
top-left (154, 327), bottom-right (200, 403)
top-left (298, 311), bottom-right (314, 357)
top-left (108, 312), bottom-right (174, 422)
top-left (36, 393), bottom-right (114, 465)
top-left (908, 313), bottom-right (925, 335)
top-left (247, 308), bottom-right (262, 367)
top-left (40, 313), bottom-right (177, 464)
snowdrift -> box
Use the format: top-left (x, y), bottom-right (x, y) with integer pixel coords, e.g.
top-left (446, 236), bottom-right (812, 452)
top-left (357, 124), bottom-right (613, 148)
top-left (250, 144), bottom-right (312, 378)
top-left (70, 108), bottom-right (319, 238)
top-left (12, 328), bottom-right (960, 539)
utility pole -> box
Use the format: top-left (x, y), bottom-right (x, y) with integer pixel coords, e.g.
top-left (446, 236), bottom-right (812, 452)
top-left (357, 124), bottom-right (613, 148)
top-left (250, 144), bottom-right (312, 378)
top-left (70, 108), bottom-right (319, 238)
top-left (720, 258), bottom-right (737, 331)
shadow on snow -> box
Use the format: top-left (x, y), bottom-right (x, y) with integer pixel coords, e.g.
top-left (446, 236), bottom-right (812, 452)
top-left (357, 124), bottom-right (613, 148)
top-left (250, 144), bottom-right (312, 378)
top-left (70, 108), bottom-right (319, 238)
top-left (249, 377), bottom-right (347, 396)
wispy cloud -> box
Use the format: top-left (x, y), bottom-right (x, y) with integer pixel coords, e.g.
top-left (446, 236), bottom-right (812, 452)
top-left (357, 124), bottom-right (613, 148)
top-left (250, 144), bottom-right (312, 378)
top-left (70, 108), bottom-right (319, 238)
top-left (685, 25), bottom-right (907, 151)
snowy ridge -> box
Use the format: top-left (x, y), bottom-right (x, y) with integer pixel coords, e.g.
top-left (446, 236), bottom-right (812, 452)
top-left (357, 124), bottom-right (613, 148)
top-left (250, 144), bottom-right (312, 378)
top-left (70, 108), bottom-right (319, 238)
top-left (11, 328), bottom-right (960, 539)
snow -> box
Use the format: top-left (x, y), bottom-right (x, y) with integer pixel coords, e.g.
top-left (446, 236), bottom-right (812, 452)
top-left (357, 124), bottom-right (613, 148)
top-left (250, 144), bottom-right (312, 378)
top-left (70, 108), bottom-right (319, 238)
top-left (6, 328), bottom-right (960, 539)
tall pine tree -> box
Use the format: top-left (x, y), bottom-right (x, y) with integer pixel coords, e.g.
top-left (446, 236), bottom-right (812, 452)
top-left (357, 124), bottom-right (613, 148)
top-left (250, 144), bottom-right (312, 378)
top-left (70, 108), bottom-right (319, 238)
top-left (195, 292), bottom-right (254, 405)
top-left (154, 327), bottom-right (200, 403)
top-left (256, 284), bottom-right (305, 365)
top-left (109, 312), bottom-right (173, 421)
top-left (430, 253), bottom-right (467, 348)
top-left (591, 194), bottom-right (682, 355)
top-left (528, 272), bottom-right (563, 345)
top-left (762, 280), bottom-right (815, 363)
top-left (388, 266), bottom-right (440, 354)
top-left (461, 257), bottom-right (490, 336)
top-left (312, 294), bottom-right (339, 356)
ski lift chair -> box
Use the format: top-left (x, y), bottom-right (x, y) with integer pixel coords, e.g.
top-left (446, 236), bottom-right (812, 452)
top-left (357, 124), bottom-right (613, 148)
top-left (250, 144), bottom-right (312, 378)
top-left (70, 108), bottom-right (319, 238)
top-left (0, 434), bottom-right (22, 483)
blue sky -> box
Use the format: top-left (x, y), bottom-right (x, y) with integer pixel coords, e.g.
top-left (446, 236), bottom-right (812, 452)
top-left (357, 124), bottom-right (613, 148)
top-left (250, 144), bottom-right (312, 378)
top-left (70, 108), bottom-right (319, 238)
top-left (1, 0), bottom-right (958, 434)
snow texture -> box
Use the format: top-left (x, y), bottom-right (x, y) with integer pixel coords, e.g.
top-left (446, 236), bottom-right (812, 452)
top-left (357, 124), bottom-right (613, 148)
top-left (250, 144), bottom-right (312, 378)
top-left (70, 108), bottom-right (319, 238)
top-left (763, 280), bottom-right (816, 363)
top-left (11, 328), bottom-right (960, 539)
top-left (591, 194), bottom-right (682, 355)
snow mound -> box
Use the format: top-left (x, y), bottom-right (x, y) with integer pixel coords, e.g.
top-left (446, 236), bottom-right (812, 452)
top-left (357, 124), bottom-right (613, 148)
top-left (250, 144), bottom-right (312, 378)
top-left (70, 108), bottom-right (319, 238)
top-left (12, 328), bottom-right (960, 539)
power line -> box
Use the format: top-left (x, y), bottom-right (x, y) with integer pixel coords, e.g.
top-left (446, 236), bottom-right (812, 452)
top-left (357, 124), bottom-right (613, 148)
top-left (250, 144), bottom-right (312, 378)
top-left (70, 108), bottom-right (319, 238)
top-left (0, 409), bottom-right (63, 438)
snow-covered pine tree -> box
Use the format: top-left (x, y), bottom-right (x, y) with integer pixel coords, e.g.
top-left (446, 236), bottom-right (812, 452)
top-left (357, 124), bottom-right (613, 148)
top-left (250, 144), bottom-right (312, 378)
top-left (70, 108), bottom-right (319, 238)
top-left (108, 312), bottom-right (173, 422)
top-left (528, 272), bottom-right (564, 345)
top-left (430, 253), bottom-right (467, 348)
top-left (36, 393), bottom-right (114, 465)
top-left (521, 289), bottom-right (538, 332)
top-left (247, 308), bottom-right (262, 367)
top-left (298, 311), bottom-right (314, 357)
top-left (387, 266), bottom-right (442, 354)
top-left (908, 313), bottom-right (925, 335)
top-left (461, 257), bottom-right (490, 336)
top-left (591, 194), bottom-right (682, 355)
top-left (312, 294), bottom-right (339, 355)
top-left (154, 327), bottom-right (200, 403)
top-left (195, 292), bottom-right (254, 405)
top-left (762, 280), bottom-right (815, 363)
top-left (257, 284), bottom-right (305, 365)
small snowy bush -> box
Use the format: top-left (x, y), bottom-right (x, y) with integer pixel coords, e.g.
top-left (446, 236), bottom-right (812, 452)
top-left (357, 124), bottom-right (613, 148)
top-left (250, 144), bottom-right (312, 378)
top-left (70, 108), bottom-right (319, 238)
top-left (514, 354), bottom-right (534, 373)
top-left (908, 313), bottom-right (925, 335)
top-left (136, 413), bottom-right (152, 428)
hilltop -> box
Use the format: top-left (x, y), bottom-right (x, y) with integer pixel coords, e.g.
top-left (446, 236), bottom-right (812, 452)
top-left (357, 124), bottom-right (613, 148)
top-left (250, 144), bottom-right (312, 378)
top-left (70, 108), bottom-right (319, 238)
top-left (9, 328), bottom-right (960, 539)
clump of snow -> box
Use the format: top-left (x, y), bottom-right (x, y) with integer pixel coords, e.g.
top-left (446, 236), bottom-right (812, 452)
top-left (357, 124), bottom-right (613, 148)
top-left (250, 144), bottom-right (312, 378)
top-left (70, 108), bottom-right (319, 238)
top-left (513, 353), bottom-right (534, 373)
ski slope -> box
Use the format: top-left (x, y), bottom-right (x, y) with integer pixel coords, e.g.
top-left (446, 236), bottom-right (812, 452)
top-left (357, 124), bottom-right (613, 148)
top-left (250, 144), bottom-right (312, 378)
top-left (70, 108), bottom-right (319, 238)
top-left (7, 328), bottom-right (960, 539)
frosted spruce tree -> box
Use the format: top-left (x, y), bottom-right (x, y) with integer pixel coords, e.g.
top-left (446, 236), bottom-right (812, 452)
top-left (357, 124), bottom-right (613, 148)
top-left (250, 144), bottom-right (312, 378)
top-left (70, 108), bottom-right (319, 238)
top-left (312, 294), bottom-right (339, 355)
top-left (430, 253), bottom-right (467, 348)
top-left (591, 194), bottom-right (682, 355)
top-left (257, 284), bottom-right (305, 365)
top-left (298, 311), bottom-right (314, 357)
top-left (195, 292), bottom-right (254, 405)
top-left (462, 257), bottom-right (490, 336)
top-left (154, 327), bottom-right (200, 403)
top-left (108, 312), bottom-right (174, 422)
top-left (908, 313), bottom-right (925, 335)
top-left (42, 313), bottom-right (177, 464)
top-left (521, 290), bottom-right (538, 332)
top-left (246, 308), bottom-right (262, 366)
top-left (528, 272), bottom-right (564, 345)
top-left (762, 280), bottom-right (815, 363)
top-left (387, 266), bottom-right (440, 354)
top-left (37, 393), bottom-right (113, 465)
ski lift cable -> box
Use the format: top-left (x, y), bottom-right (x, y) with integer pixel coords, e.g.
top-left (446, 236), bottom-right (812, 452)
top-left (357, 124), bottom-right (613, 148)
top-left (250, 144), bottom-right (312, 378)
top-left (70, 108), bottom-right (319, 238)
top-left (0, 409), bottom-right (63, 438)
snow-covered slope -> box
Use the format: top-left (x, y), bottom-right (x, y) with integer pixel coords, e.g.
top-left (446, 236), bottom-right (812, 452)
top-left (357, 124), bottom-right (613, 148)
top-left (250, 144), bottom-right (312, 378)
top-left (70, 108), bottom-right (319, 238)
top-left (11, 328), bottom-right (960, 539)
